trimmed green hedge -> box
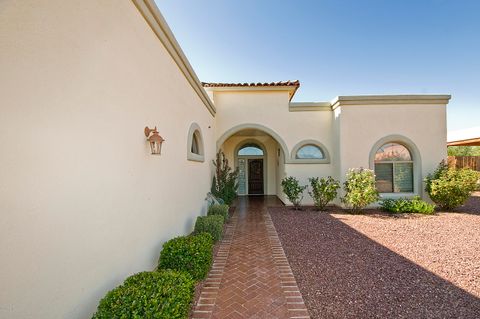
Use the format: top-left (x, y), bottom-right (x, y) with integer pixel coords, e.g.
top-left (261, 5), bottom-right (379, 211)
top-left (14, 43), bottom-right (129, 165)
top-left (194, 215), bottom-right (224, 242)
top-left (207, 204), bottom-right (229, 220)
top-left (158, 233), bottom-right (213, 280)
top-left (92, 270), bottom-right (194, 319)
top-left (380, 196), bottom-right (435, 215)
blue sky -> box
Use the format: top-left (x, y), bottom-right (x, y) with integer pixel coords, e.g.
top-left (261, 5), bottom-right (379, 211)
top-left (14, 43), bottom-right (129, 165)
top-left (156, 0), bottom-right (479, 131)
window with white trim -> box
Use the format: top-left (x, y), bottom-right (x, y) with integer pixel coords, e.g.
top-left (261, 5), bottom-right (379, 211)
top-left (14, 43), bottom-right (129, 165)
top-left (295, 144), bottom-right (325, 159)
top-left (374, 143), bottom-right (413, 193)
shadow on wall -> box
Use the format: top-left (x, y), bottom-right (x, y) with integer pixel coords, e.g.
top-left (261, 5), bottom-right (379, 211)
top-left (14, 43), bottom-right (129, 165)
top-left (270, 209), bottom-right (480, 318)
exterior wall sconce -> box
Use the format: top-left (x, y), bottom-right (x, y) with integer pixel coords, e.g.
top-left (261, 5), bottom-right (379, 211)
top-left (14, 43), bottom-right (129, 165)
top-left (144, 126), bottom-right (165, 155)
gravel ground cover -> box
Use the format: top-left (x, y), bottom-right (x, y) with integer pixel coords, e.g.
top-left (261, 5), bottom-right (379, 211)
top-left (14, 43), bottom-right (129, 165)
top-left (269, 194), bottom-right (480, 318)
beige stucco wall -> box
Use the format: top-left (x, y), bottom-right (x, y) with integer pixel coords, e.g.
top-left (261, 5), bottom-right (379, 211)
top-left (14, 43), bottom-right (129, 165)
top-left (213, 90), bottom-right (448, 205)
top-left (213, 91), bottom-right (336, 204)
top-left (0, 1), bottom-right (214, 318)
top-left (336, 104), bottom-right (447, 200)
top-left (214, 91), bottom-right (334, 154)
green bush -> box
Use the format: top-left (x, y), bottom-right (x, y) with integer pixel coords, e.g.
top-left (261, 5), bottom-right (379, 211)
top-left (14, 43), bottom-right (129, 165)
top-left (158, 233), bottom-right (213, 280)
top-left (425, 161), bottom-right (480, 210)
top-left (194, 215), bottom-right (224, 242)
top-left (92, 270), bottom-right (194, 319)
top-left (281, 176), bottom-right (307, 210)
top-left (308, 176), bottom-right (340, 210)
top-left (211, 151), bottom-right (238, 205)
top-left (341, 168), bottom-right (379, 213)
top-left (208, 204), bottom-right (230, 220)
top-left (380, 196), bottom-right (435, 214)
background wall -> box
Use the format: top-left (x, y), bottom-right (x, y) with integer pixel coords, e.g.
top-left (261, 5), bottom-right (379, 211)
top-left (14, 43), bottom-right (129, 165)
top-left (213, 90), bottom-right (447, 205)
top-left (213, 91), bottom-right (336, 204)
top-left (214, 91), bottom-right (334, 153)
top-left (0, 1), bottom-right (214, 318)
top-left (337, 104), bottom-right (447, 199)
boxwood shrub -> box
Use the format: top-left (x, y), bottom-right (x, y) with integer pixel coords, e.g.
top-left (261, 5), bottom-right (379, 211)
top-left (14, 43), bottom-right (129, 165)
top-left (207, 204), bottom-right (229, 220)
top-left (158, 233), bottom-right (213, 280)
top-left (380, 196), bottom-right (435, 215)
top-left (194, 215), bottom-right (224, 242)
top-left (92, 270), bottom-right (194, 319)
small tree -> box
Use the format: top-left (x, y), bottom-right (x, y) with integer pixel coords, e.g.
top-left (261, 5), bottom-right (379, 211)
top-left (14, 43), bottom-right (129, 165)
top-left (281, 176), bottom-right (307, 210)
top-left (308, 176), bottom-right (340, 211)
top-left (425, 161), bottom-right (479, 210)
top-left (211, 151), bottom-right (238, 205)
top-left (341, 168), bottom-right (379, 213)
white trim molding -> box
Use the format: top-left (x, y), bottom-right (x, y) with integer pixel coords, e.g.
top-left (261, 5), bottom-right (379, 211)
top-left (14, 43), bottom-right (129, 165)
top-left (131, 0), bottom-right (216, 116)
top-left (331, 94), bottom-right (451, 110)
top-left (290, 140), bottom-right (331, 164)
top-left (288, 95), bottom-right (451, 112)
top-left (187, 123), bottom-right (205, 162)
top-left (289, 102), bottom-right (331, 112)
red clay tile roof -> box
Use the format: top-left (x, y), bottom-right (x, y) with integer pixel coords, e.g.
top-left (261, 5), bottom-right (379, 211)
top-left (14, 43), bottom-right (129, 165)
top-left (202, 81), bottom-right (300, 100)
top-left (202, 80), bottom-right (300, 88)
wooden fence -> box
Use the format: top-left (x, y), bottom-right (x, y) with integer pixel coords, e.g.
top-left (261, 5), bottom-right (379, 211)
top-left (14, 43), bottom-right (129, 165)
top-left (448, 156), bottom-right (480, 171)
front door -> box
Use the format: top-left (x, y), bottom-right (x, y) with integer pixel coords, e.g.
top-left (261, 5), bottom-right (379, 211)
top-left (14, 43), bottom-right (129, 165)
top-left (248, 159), bottom-right (263, 195)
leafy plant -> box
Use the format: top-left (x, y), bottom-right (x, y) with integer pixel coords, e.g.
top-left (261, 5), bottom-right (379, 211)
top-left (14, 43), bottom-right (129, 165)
top-left (341, 168), bottom-right (379, 213)
top-left (194, 215), bottom-right (224, 242)
top-left (447, 146), bottom-right (480, 156)
top-left (308, 176), bottom-right (340, 210)
top-left (158, 233), bottom-right (213, 280)
top-left (92, 270), bottom-right (194, 319)
top-left (211, 151), bottom-right (239, 205)
top-left (207, 204), bottom-right (230, 221)
top-left (425, 161), bottom-right (479, 210)
top-left (380, 196), bottom-right (435, 214)
top-left (281, 176), bottom-right (307, 210)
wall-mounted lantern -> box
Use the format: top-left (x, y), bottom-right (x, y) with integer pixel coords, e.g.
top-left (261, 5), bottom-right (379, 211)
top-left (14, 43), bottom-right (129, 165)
top-left (144, 126), bottom-right (165, 155)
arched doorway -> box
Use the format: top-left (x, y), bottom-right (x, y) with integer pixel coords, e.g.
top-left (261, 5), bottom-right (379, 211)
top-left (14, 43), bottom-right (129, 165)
top-left (217, 124), bottom-right (288, 199)
top-left (236, 142), bottom-right (266, 195)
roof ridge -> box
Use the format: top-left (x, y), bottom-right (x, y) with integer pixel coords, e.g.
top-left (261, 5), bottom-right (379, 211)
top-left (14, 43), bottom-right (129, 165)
top-left (202, 80), bottom-right (300, 87)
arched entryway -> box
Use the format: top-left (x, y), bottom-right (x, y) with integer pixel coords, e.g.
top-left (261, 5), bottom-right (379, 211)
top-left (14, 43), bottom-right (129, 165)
top-left (217, 124), bottom-right (288, 198)
top-left (235, 141), bottom-right (267, 195)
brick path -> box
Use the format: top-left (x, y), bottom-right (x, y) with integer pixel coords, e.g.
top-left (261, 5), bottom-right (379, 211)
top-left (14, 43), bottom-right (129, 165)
top-left (192, 196), bottom-right (310, 319)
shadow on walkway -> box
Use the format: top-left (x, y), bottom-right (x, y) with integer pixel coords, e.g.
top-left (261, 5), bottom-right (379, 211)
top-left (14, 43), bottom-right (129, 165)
top-left (270, 208), bottom-right (480, 319)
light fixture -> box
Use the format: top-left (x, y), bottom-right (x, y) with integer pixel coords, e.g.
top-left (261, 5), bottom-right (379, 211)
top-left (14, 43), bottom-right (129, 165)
top-left (144, 126), bottom-right (165, 155)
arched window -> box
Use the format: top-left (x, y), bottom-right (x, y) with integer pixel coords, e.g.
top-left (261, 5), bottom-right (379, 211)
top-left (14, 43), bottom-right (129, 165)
top-left (295, 144), bottom-right (324, 159)
top-left (290, 140), bottom-right (330, 163)
top-left (374, 143), bottom-right (413, 193)
top-left (187, 123), bottom-right (204, 162)
top-left (238, 144), bottom-right (264, 156)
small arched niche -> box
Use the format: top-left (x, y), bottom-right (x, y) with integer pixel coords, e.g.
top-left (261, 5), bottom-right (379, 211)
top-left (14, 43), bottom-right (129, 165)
top-left (187, 123), bottom-right (205, 162)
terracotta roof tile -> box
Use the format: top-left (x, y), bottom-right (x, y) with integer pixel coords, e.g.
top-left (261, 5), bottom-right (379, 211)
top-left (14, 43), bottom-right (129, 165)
top-left (202, 80), bottom-right (300, 88)
top-left (202, 80), bottom-right (300, 100)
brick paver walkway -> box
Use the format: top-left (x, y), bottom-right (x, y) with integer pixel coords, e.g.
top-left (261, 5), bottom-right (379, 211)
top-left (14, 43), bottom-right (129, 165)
top-left (192, 196), bottom-right (310, 319)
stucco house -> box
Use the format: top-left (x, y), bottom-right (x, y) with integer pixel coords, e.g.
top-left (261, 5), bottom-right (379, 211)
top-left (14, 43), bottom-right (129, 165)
top-left (0, 0), bottom-right (450, 318)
